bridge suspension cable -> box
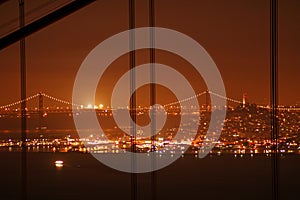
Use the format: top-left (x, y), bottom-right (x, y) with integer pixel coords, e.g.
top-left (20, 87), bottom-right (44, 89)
top-left (208, 91), bottom-right (243, 104)
top-left (0, 93), bottom-right (40, 109)
top-left (41, 93), bottom-right (83, 107)
top-left (0, 92), bottom-right (83, 109)
top-left (163, 91), bottom-right (207, 107)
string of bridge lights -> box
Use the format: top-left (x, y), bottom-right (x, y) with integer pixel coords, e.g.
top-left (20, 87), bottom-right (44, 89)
top-left (0, 92), bottom-right (83, 110)
top-left (163, 91), bottom-right (207, 107)
top-left (0, 93), bottom-right (40, 109)
top-left (208, 91), bottom-right (243, 104)
top-left (0, 91), bottom-right (299, 111)
top-left (42, 93), bottom-right (83, 108)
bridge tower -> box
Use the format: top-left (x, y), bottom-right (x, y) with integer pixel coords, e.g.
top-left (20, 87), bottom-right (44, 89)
top-left (38, 92), bottom-right (44, 132)
top-left (205, 90), bottom-right (210, 112)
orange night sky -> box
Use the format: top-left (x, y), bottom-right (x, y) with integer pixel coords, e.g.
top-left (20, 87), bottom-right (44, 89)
top-left (0, 0), bottom-right (299, 106)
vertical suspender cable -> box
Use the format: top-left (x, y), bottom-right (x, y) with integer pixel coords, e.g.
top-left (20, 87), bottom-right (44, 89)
top-left (270, 0), bottom-right (279, 200)
top-left (129, 0), bottom-right (137, 199)
top-left (149, 0), bottom-right (157, 200)
top-left (19, 0), bottom-right (27, 200)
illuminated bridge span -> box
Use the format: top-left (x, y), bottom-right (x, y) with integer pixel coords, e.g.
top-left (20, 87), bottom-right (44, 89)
top-left (0, 92), bottom-right (82, 110)
top-left (0, 91), bottom-right (299, 111)
top-left (164, 90), bottom-right (300, 111)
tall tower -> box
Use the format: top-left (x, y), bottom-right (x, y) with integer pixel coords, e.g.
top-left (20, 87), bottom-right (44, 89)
top-left (242, 93), bottom-right (247, 108)
top-left (38, 92), bottom-right (44, 131)
top-left (205, 90), bottom-right (210, 112)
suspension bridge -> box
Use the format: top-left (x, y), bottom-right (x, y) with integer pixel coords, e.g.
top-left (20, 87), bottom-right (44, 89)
top-left (0, 91), bottom-right (299, 112)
